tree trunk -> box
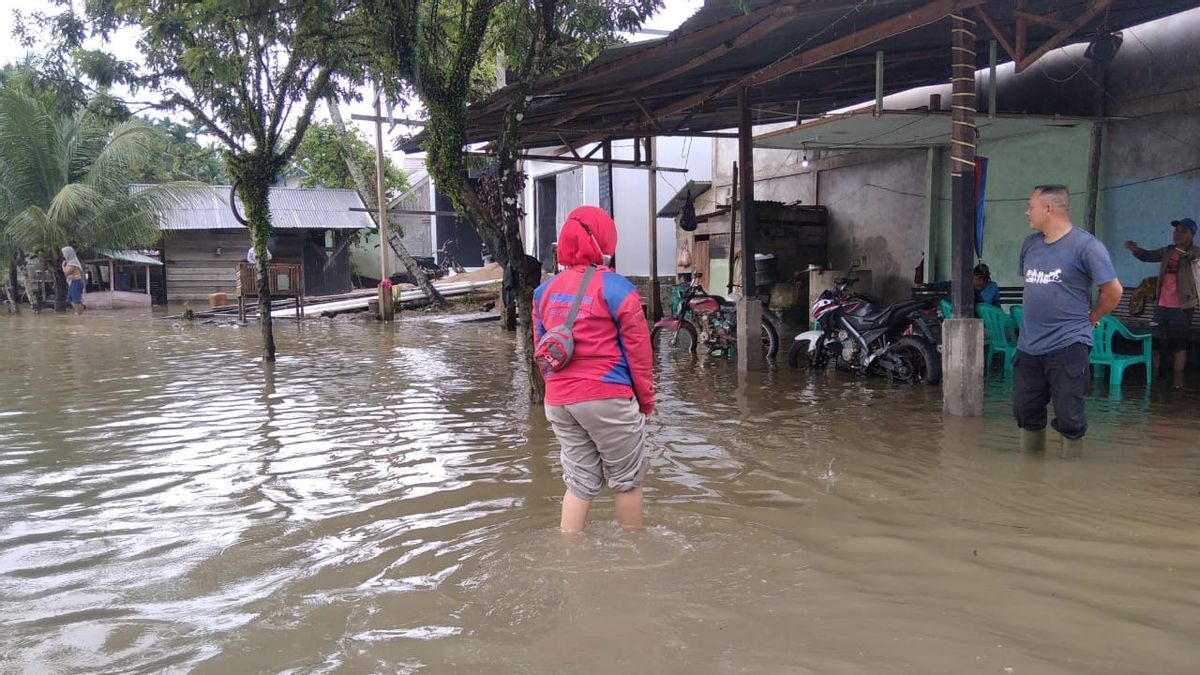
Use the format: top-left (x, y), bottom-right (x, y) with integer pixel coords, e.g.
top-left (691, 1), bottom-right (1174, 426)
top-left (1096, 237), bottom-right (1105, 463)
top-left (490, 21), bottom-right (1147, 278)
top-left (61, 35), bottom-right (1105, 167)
top-left (19, 258), bottom-right (41, 310)
top-left (51, 258), bottom-right (68, 312)
top-left (3, 260), bottom-right (19, 314)
top-left (238, 175), bottom-right (277, 362)
top-left (49, 257), bottom-right (69, 312)
top-left (325, 101), bottom-right (446, 306)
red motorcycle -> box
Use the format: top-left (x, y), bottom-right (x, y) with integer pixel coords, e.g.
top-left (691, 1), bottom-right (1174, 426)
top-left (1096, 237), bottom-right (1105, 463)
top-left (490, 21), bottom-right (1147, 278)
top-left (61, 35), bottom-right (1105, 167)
top-left (651, 273), bottom-right (781, 359)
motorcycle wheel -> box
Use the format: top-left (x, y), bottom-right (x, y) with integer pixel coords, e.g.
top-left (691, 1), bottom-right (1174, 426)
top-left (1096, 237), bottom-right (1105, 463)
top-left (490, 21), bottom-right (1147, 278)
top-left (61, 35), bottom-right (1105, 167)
top-left (651, 323), bottom-right (698, 354)
top-left (761, 318), bottom-right (780, 359)
top-left (890, 336), bottom-right (942, 385)
top-left (787, 339), bottom-right (807, 368)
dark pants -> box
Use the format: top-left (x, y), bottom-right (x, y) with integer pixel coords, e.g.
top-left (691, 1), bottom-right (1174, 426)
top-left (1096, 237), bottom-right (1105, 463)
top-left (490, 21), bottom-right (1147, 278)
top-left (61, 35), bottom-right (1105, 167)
top-left (1152, 305), bottom-right (1194, 354)
top-left (1012, 343), bottom-right (1090, 440)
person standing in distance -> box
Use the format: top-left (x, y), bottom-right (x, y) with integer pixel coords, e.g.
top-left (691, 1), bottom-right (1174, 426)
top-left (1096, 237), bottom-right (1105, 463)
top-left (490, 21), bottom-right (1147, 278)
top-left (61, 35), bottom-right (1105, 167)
top-left (61, 246), bottom-right (86, 315)
top-left (533, 206), bottom-right (654, 533)
top-left (1124, 217), bottom-right (1200, 390)
top-left (1014, 185), bottom-right (1122, 454)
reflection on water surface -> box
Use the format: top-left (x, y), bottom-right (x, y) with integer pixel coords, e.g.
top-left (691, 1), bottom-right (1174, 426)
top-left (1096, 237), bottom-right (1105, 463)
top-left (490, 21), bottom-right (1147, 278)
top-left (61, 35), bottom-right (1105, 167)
top-left (1, 313), bottom-right (1199, 673)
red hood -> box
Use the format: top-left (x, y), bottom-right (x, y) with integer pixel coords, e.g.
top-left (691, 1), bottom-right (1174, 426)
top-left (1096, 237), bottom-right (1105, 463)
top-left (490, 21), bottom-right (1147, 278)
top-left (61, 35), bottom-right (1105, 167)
top-left (558, 205), bottom-right (617, 267)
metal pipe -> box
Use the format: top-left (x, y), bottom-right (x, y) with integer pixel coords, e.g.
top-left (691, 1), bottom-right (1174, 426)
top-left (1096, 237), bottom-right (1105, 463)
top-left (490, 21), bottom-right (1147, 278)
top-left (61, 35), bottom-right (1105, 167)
top-left (875, 50), bottom-right (885, 115)
top-left (989, 40), bottom-right (998, 120)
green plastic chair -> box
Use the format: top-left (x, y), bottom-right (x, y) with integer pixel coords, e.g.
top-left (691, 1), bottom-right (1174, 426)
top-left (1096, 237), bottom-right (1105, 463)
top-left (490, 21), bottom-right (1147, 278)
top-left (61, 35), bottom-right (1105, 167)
top-left (976, 303), bottom-right (1018, 375)
top-left (1008, 304), bottom-right (1023, 333)
top-left (938, 298), bottom-right (952, 319)
top-left (1090, 316), bottom-right (1152, 387)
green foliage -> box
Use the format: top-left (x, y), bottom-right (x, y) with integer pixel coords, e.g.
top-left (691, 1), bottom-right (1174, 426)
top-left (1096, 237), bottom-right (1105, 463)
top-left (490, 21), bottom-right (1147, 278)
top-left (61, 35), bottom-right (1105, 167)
top-left (129, 117), bottom-right (231, 185)
top-left (292, 121), bottom-right (406, 193)
top-left (0, 88), bottom-right (207, 262)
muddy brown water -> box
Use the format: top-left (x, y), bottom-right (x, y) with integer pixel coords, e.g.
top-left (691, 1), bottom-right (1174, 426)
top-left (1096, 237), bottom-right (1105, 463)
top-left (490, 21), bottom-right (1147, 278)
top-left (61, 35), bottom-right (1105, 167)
top-left (2, 312), bottom-right (1199, 674)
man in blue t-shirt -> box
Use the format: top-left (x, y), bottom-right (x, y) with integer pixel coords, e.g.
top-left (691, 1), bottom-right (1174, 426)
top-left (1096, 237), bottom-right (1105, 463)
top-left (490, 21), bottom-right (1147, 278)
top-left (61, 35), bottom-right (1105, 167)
top-left (1015, 185), bottom-right (1122, 453)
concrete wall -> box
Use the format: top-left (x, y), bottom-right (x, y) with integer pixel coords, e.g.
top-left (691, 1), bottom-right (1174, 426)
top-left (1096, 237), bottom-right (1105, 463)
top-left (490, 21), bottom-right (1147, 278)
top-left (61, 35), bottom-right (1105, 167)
top-left (820, 150), bottom-right (928, 305)
top-left (1098, 110), bottom-right (1200, 286)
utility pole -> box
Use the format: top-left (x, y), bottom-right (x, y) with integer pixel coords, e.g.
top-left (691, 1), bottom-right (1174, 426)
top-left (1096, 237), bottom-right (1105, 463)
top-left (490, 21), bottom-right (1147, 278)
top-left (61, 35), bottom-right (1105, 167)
top-left (374, 92), bottom-right (395, 321)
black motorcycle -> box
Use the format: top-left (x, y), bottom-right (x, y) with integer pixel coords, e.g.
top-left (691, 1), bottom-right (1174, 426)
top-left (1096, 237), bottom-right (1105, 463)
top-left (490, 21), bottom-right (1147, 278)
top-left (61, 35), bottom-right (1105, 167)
top-left (789, 273), bottom-right (941, 384)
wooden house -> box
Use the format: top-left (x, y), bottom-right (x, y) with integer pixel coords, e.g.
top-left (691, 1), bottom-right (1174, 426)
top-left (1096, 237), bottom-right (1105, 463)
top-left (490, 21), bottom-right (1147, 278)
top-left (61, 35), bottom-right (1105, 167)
top-left (140, 185), bottom-right (375, 302)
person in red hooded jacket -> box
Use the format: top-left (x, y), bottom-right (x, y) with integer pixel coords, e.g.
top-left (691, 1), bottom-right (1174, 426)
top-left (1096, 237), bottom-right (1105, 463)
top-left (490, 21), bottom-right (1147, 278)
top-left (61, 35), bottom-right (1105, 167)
top-left (533, 205), bottom-right (655, 533)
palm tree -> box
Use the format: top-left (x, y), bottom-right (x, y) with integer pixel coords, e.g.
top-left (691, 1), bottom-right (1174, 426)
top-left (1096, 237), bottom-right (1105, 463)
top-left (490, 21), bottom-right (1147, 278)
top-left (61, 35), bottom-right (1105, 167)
top-left (0, 87), bottom-right (204, 310)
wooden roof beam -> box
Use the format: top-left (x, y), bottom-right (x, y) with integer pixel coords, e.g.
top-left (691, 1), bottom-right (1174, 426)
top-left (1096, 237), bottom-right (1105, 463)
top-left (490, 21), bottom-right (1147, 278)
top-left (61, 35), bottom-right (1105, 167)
top-left (975, 6), bottom-right (1019, 63)
top-left (1016, 0), bottom-right (1028, 63)
top-left (644, 0), bottom-right (985, 126)
top-left (1012, 9), bottom-right (1072, 30)
top-left (471, 0), bottom-right (773, 117)
top-left (1017, 0), bottom-right (1113, 72)
top-left (612, 4), bottom-right (801, 100)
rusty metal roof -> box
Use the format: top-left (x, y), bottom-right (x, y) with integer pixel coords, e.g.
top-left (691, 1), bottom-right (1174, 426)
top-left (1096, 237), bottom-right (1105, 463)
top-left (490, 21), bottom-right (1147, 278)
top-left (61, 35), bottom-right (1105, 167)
top-left (132, 185), bottom-right (374, 231)
top-left (419, 0), bottom-right (1195, 151)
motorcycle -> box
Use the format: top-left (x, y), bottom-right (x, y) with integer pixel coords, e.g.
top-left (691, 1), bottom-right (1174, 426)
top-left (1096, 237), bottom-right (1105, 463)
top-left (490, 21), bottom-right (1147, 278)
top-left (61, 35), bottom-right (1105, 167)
top-left (789, 272), bottom-right (942, 384)
top-left (651, 273), bottom-right (781, 359)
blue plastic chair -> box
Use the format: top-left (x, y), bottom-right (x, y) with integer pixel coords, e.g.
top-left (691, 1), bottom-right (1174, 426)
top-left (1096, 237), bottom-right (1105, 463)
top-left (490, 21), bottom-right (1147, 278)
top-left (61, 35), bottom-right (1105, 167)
top-left (976, 303), bottom-right (1018, 375)
top-left (1090, 316), bottom-right (1152, 387)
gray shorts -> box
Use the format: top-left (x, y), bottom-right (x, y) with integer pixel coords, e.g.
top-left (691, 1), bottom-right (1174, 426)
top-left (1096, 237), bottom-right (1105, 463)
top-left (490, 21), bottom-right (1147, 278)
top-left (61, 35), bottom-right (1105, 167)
top-left (545, 397), bottom-right (648, 501)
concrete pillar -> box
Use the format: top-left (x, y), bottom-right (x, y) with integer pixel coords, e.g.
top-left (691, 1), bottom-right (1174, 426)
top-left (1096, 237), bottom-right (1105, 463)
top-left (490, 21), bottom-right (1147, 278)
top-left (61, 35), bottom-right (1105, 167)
top-left (942, 318), bottom-right (985, 417)
top-left (736, 296), bottom-right (764, 373)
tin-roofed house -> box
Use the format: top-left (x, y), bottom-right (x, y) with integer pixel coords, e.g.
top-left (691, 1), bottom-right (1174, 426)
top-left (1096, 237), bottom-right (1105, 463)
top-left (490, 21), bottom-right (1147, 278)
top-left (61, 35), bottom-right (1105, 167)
top-left (140, 185), bottom-right (375, 302)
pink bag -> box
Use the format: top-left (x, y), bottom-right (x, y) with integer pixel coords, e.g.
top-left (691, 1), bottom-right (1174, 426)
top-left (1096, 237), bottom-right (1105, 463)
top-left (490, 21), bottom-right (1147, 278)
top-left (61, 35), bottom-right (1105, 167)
top-left (534, 266), bottom-right (596, 373)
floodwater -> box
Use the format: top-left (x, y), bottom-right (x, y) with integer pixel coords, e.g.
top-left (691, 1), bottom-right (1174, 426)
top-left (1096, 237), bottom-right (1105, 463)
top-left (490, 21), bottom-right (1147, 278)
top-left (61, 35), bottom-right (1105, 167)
top-left (2, 311), bottom-right (1199, 675)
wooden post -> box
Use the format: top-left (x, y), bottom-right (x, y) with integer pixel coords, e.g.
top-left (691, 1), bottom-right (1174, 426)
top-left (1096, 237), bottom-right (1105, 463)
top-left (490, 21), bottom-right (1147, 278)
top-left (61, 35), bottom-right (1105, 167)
top-left (727, 160), bottom-right (738, 295)
top-left (374, 92), bottom-right (395, 322)
top-left (949, 13), bottom-right (977, 320)
top-left (737, 88), bottom-right (756, 298)
top-left (944, 12), bottom-right (985, 418)
top-left (646, 137), bottom-right (662, 321)
top-left (1084, 63), bottom-right (1108, 235)
top-left (735, 87), bottom-right (763, 373)
top-left (144, 264), bottom-right (151, 306)
top-left (109, 259), bottom-right (115, 309)
top-left (599, 140), bottom-right (615, 219)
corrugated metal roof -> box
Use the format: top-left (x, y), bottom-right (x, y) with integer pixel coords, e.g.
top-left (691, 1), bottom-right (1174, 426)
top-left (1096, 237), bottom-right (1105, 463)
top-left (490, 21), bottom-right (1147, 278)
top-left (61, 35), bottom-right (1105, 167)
top-left (95, 249), bottom-right (163, 266)
top-left (131, 185), bottom-right (374, 231)
top-left (421, 0), bottom-right (1195, 150)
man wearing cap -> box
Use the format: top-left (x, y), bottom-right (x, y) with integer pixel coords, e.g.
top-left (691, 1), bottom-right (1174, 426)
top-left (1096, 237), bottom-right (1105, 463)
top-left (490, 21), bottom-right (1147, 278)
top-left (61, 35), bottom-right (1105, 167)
top-left (1125, 217), bottom-right (1200, 389)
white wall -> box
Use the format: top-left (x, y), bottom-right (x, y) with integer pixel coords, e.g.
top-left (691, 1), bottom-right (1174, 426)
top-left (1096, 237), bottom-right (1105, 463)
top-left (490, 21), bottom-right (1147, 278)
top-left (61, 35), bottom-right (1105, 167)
top-left (522, 136), bottom-right (711, 277)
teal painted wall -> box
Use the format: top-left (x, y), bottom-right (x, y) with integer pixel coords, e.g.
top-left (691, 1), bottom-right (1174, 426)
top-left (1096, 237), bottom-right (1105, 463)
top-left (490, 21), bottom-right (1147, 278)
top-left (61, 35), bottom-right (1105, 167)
top-left (932, 124), bottom-right (1095, 287)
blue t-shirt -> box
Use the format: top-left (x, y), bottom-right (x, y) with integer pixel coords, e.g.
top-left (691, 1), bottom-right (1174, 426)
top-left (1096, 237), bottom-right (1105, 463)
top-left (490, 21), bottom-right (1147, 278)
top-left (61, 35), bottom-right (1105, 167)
top-left (1017, 228), bottom-right (1117, 355)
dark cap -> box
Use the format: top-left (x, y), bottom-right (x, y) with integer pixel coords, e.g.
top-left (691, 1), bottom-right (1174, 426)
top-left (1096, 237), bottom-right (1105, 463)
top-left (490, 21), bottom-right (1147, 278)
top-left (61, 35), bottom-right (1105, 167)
top-left (1172, 217), bottom-right (1197, 236)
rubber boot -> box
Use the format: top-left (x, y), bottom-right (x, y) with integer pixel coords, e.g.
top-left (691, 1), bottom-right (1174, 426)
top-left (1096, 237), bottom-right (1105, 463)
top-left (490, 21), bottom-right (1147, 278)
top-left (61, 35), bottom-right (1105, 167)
top-left (1061, 435), bottom-right (1084, 458)
top-left (1020, 427), bottom-right (1046, 453)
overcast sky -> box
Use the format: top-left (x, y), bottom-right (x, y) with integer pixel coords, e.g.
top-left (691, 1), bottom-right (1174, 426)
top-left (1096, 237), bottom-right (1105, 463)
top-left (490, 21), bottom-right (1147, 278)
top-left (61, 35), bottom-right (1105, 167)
top-left (1, 1), bottom-right (704, 161)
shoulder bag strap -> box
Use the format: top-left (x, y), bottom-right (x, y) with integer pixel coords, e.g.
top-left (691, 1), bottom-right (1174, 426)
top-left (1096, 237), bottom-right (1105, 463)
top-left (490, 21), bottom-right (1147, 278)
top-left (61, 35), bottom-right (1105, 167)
top-left (562, 265), bottom-right (597, 330)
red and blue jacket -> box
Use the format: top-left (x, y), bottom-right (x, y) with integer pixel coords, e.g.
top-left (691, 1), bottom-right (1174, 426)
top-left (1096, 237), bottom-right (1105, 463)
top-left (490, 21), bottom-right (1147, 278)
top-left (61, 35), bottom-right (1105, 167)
top-left (533, 264), bottom-right (655, 415)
